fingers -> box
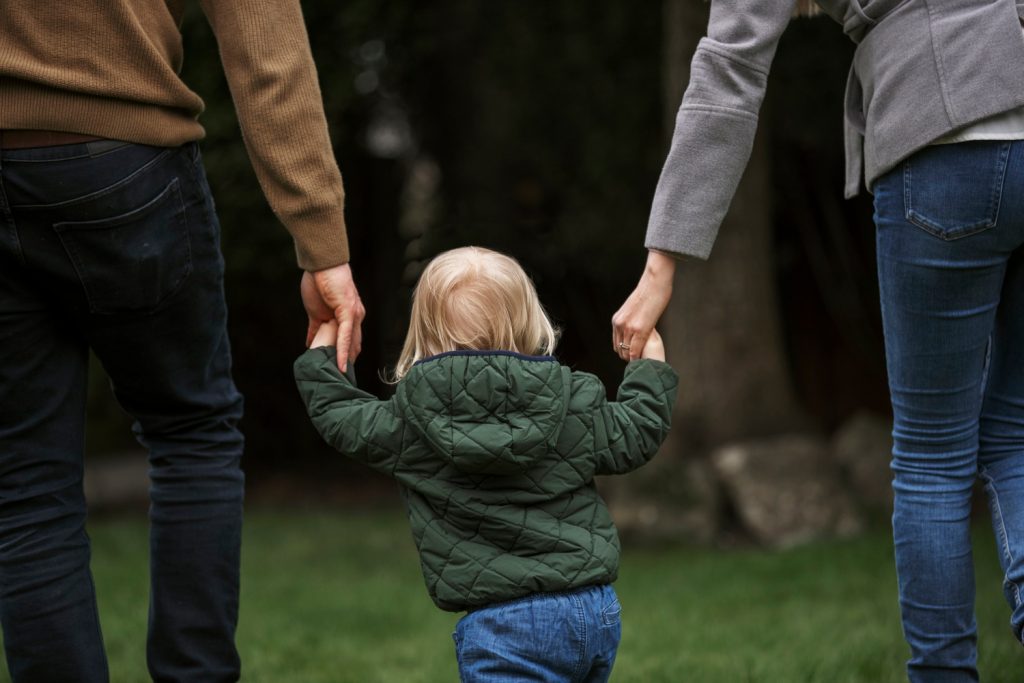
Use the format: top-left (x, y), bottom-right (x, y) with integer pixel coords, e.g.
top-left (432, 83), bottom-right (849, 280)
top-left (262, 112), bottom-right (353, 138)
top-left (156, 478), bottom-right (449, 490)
top-left (306, 264), bottom-right (366, 371)
top-left (626, 331), bottom-right (643, 361)
top-left (641, 329), bottom-right (666, 361)
top-left (616, 336), bottom-right (632, 362)
top-left (616, 333), bottom-right (643, 362)
top-left (612, 328), bottom-right (627, 361)
top-left (336, 314), bottom-right (354, 373)
top-left (611, 309), bottom-right (628, 358)
top-left (338, 298), bottom-right (366, 368)
top-left (612, 309), bottom-right (639, 361)
top-left (301, 272), bottom-right (333, 348)
top-left (310, 320), bottom-right (339, 348)
top-left (351, 307), bottom-right (364, 361)
top-left (306, 318), bottom-right (318, 348)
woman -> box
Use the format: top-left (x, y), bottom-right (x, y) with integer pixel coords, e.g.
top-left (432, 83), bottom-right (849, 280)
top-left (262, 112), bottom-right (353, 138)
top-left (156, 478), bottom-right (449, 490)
top-left (613, 1), bottom-right (1024, 680)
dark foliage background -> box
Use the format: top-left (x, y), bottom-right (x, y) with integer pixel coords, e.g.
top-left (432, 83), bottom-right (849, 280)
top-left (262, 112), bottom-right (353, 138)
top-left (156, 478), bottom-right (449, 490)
top-left (85, 3), bottom-right (887, 487)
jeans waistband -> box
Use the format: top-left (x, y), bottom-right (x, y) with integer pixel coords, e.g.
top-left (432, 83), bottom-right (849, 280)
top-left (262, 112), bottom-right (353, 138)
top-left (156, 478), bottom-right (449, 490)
top-left (464, 583), bottom-right (608, 614)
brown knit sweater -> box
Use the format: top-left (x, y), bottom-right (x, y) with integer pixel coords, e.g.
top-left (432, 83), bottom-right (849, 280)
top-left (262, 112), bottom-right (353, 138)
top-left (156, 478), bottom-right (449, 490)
top-left (0, 0), bottom-right (348, 270)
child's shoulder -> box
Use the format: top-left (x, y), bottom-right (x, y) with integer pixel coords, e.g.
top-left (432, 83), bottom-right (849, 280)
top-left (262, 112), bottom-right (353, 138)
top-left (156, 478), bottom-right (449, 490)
top-left (562, 358), bottom-right (677, 411)
top-left (563, 366), bottom-right (609, 411)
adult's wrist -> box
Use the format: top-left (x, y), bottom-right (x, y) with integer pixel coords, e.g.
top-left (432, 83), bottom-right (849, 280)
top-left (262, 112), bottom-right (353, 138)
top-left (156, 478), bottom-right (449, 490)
top-left (644, 249), bottom-right (677, 286)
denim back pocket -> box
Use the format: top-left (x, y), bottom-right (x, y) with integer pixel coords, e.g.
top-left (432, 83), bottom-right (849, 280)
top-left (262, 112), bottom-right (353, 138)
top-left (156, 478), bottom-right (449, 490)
top-left (601, 592), bottom-right (622, 626)
top-left (55, 178), bottom-right (192, 314)
top-left (903, 141), bottom-right (1011, 240)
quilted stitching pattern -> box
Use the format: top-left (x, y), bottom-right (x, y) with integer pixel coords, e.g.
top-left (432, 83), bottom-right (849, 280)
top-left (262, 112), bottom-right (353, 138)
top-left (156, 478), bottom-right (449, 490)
top-left (294, 347), bottom-right (678, 612)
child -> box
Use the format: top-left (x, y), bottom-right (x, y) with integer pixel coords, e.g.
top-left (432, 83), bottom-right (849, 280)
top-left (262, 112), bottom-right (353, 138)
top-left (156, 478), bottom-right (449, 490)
top-left (294, 246), bottom-right (677, 682)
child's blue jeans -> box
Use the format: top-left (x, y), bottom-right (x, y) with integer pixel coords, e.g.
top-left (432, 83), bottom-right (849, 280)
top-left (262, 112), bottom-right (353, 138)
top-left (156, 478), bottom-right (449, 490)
top-left (453, 584), bottom-right (621, 683)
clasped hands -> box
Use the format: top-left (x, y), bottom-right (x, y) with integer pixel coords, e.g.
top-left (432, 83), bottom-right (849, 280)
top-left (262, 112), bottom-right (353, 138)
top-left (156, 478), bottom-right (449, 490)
top-left (306, 249), bottom-right (673, 369)
top-left (301, 263), bottom-right (365, 372)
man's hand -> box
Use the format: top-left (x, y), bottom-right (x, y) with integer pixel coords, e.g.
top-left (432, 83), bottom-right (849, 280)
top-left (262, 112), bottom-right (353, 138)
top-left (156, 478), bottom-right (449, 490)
top-left (612, 250), bottom-right (676, 361)
top-left (301, 263), bottom-right (365, 371)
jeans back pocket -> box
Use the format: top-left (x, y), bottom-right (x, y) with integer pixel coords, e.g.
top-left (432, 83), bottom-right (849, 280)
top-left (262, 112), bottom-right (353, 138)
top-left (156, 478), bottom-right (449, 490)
top-left (55, 178), bottom-right (192, 314)
top-left (903, 141), bottom-right (1011, 240)
top-left (601, 591), bottom-right (622, 626)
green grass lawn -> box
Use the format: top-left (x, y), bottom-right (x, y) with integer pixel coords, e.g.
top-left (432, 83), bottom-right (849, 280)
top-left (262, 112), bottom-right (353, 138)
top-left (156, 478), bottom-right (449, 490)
top-left (1, 508), bottom-right (1021, 682)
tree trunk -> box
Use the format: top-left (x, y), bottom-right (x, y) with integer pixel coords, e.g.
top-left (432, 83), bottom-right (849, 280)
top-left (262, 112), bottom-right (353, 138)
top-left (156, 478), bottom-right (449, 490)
top-left (600, 1), bottom-right (806, 542)
top-left (661, 0), bottom-right (803, 450)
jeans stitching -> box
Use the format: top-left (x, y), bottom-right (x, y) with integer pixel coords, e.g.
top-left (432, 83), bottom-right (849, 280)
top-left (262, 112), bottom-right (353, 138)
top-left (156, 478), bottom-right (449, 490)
top-left (904, 142), bottom-right (1012, 239)
top-left (53, 178), bottom-right (193, 315)
top-left (989, 142), bottom-right (1012, 227)
top-left (183, 145), bottom-right (217, 234)
top-left (979, 334), bottom-right (993, 399)
top-left (601, 597), bottom-right (621, 626)
top-left (85, 572), bottom-right (110, 680)
top-left (569, 591), bottom-right (587, 682)
top-left (1, 140), bottom-right (130, 163)
top-left (2, 149), bottom-right (95, 163)
top-left (452, 628), bottom-right (467, 683)
top-left (13, 148), bottom-right (174, 210)
top-left (980, 468), bottom-right (1023, 611)
top-left (903, 160), bottom-right (912, 227)
top-left (86, 141), bottom-right (131, 159)
top-left (0, 178), bottom-right (27, 266)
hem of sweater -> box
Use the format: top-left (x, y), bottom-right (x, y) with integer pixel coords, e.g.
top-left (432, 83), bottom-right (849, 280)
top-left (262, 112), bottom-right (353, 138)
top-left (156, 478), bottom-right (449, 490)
top-left (861, 96), bottom-right (1024, 195)
top-left (0, 86), bottom-right (205, 147)
top-left (293, 216), bottom-right (350, 271)
top-left (643, 236), bottom-right (711, 262)
top-left (932, 131), bottom-right (1024, 146)
top-left (439, 580), bottom-right (616, 614)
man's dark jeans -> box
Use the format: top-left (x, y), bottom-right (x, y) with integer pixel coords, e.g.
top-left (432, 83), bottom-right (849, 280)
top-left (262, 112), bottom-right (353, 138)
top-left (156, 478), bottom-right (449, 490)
top-left (0, 141), bottom-right (244, 682)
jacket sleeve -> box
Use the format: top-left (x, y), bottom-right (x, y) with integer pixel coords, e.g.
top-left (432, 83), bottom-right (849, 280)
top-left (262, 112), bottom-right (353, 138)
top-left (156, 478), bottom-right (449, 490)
top-left (294, 347), bottom-right (403, 474)
top-left (645, 0), bottom-right (797, 259)
top-left (199, 0), bottom-right (348, 271)
top-left (593, 360), bottom-right (679, 475)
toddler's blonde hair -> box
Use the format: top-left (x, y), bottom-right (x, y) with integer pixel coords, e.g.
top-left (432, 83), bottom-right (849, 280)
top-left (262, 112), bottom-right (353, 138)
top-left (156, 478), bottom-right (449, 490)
top-left (391, 246), bottom-right (558, 381)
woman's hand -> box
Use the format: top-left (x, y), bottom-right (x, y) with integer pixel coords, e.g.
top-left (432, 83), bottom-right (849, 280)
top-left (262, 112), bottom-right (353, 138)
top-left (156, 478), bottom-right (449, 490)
top-left (612, 250), bottom-right (676, 361)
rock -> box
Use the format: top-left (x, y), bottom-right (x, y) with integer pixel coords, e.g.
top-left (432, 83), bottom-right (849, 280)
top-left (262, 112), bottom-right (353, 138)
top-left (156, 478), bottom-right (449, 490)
top-left (599, 453), bottom-right (721, 544)
top-left (711, 434), bottom-right (864, 548)
top-left (832, 411), bottom-right (894, 513)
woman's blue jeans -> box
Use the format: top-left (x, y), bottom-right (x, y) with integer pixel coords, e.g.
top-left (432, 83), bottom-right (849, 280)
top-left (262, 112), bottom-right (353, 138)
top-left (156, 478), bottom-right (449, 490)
top-left (0, 141), bottom-right (244, 682)
top-left (875, 139), bottom-right (1024, 682)
top-left (453, 584), bottom-right (621, 683)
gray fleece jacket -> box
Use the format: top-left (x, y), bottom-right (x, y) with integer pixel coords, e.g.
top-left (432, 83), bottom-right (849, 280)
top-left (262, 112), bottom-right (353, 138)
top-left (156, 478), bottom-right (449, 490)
top-left (647, 0), bottom-right (1024, 260)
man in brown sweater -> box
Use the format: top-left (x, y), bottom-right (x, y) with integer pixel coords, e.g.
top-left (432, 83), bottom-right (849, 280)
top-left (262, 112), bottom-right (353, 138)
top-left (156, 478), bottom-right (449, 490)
top-left (0, 2), bottom-right (362, 681)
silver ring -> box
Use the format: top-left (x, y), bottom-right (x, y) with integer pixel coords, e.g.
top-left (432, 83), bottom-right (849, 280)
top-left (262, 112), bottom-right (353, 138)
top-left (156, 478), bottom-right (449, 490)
top-left (618, 343), bottom-right (630, 350)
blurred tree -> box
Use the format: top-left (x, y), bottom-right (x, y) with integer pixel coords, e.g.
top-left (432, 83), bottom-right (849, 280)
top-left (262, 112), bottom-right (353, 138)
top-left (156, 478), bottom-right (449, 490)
top-left (83, 1), bottom-right (887, 508)
top-left (660, 0), bottom-right (803, 450)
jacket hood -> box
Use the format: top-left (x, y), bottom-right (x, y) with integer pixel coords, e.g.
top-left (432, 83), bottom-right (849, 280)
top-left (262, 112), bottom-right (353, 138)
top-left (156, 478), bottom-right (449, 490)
top-left (394, 351), bottom-right (570, 475)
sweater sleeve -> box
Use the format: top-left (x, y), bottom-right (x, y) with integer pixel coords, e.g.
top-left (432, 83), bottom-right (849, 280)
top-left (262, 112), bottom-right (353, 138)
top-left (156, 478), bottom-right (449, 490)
top-left (593, 360), bottom-right (679, 476)
top-left (645, 0), bottom-right (796, 259)
top-left (294, 347), bottom-right (403, 474)
top-left (199, 0), bottom-right (348, 271)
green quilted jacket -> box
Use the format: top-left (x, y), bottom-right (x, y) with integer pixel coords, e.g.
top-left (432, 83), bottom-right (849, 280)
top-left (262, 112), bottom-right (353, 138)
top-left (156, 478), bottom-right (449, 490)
top-left (294, 347), bottom-right (678, 612)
